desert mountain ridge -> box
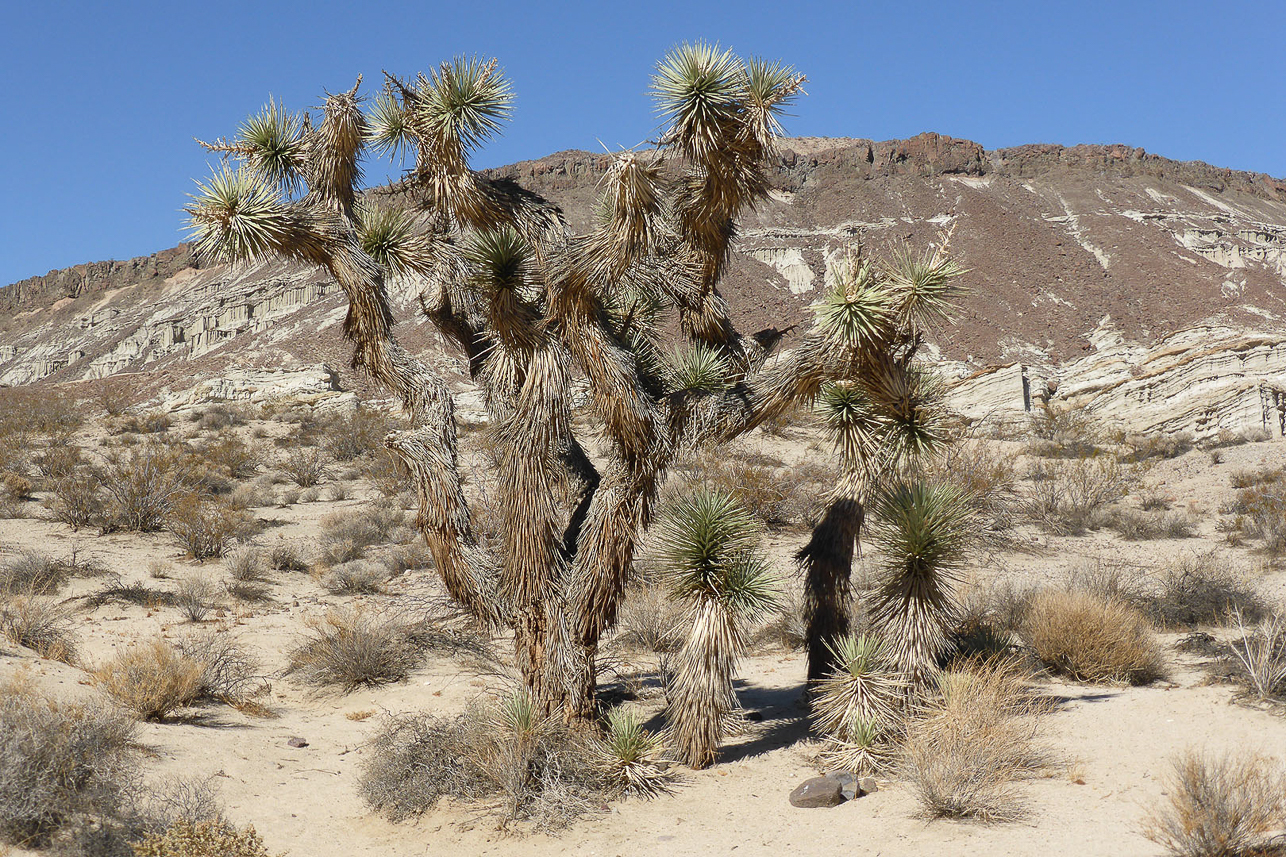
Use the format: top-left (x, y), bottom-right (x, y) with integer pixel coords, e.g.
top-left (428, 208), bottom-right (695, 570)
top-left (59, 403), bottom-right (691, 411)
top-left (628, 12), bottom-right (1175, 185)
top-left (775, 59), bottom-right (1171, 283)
top-left (2, 133), bottom-right (1285, 439)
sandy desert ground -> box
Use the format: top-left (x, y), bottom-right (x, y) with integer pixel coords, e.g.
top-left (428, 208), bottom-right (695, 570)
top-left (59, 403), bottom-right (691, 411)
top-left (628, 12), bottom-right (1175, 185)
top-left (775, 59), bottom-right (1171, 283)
top-left (2, 399), bottom-right (1285, 857)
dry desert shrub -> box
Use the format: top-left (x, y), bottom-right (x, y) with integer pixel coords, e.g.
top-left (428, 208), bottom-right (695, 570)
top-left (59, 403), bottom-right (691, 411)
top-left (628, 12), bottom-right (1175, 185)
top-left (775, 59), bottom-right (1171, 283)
top-left (0, 678), bottom-right (138, 850)
top-left (174, 574), bottom-right (217, 622)
top-left (268, 544), bottom-right (310, 572)
top-left (280, 448), bottom-right (329, 487)
top-left (1025, 456), bottom-right (1137, 534)
top-left (1229, 609), bottom-right (1286, 701)
top-left (1119, 431), bottom-right (1195, 464)
top-left (174, 631), bottom-right (270, 708)
top-left (1143, 554), bottom-right (1267, 629)
top-left (321, 404), bottom-right (399, 462)
top-left (95, 639), bottom-right (203, 721)
top-left (1143, 750), bottom-right (1286, 857)
top-left (285, 609), bottom-right (422, 691)
top-left (1108, 509), bottom-right (1199, 541)
top-left (224, 547), bottom-right (266, 583)
top-left (360, 690), bottom-right (616, 830)
top-left (611, 582), bottom-right (686, 654)
top-left (318, 501), bottom-right (405, 564)
top-left (0, 550), bottom-right (70, 596)
top-left (46, 472), bottom-right (107, 530)
top-left (1223, 475), bottom-right (1286, 558)
top-left (1021, 589), bottom-right (1165, 685)
top-left (1023, 401), bottom-right (1106, 459)
top-left (899, 662), bottom-right (1052, 822)
top-left (926, 437), bottom-right (1020, 534)
top-left (197, 430), bottom-right (258, 479)
top-left (132, 818), bottom-right (278, 857)
top-left (0, 596), bottom-right (79, 663)
top-left (166, 493), bottom-right (257, 560)
top-left (324, 560), bottom-right (389, 595)
top-left (33, 443), bottom-right (83, 480)
top-left (99, 443), bottom-right (197, 532)
top-left (83, 578), bottom-right (178, 610)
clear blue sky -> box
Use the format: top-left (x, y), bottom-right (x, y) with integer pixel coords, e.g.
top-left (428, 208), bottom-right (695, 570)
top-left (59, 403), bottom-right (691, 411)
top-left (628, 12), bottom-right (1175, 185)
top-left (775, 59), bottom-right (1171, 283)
top-left (2, 0), bottom-right (1283, 287)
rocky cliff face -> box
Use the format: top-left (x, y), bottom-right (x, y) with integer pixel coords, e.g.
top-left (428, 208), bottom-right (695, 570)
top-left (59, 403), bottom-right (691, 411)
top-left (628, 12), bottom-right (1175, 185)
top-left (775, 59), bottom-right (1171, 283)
top-left (2, 135), bottom-right (1284, 437)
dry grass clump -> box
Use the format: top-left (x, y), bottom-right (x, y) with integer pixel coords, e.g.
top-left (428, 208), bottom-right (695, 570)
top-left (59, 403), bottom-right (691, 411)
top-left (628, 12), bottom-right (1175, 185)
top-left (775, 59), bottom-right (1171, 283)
top-left (132, 818), bottom-right (277, 857)
top-left (1021, 589), bottom-right (1165, 685)
top-left (594, 706), bottom-right (673, 797)
top-left (360, 690), bottom-right (617, 830)
top-left (324, 560), bottom-right (389, 595)
top-left (83, 578), bottom-right (178, 610)
top-left (1143, 554), bottom-right (1267, 629)
top-left (1109, 509), bottom-right (1199, 541)
top-left (0, 677), bottom-right (138, 850)
top-left (1143, 750), bottom-right (1286, 857)
top-left (174, 574), bottom-right (217, 622)
top-left (900, 662), bottom-right (1052, 822)
top-left (281, 448), bottom-right (329, 487)
top-left (285, 609), bottom-right (422, 691)
top-left (0, 596), bottom-right (79, 663)
top-left (166, 493), bottom-right (257, 560)
top-left (94, 639), bottom-right (203, 721)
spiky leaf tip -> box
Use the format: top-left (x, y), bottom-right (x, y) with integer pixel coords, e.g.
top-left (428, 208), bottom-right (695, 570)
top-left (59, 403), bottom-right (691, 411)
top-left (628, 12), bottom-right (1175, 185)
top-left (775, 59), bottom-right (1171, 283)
top-left (871, 479), bottom-right (976, 583)
top-left (422, 56), bottom-right (513, 153)
top-left (366, 90), bottom-right (413, 159)
top-left (462, 226), bottom-right (529, 293)
top-left (185, 166), bottom-right (288, 264)
top-left (813, 257), bottom-right (895, 348)
top-left (667, 342), bottom-right (731, 394)
top-left (885, 245), bottom-right (966, 330)
top-left (236, 97), bottom-right (305, 193)
top-left (652, 42), bottom-right (744, 160)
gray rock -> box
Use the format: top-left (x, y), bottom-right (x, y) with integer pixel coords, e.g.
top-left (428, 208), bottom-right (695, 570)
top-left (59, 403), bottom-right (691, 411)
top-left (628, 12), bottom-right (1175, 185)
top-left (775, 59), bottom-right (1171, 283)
top-left (824, 771), bottom-right (858, 800)
top-left (857, 776), bottom-right (878, 795)
top-left (789, 776), bottom-right (846, 808)
top-left (287, 737), bottom-right (309, 748)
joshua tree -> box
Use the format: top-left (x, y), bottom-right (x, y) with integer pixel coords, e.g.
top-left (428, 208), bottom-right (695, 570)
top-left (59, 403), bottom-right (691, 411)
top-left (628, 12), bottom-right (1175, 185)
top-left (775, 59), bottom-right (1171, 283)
top-left (186, 44), bottom-right (961, 723)
top-left (655, 490), bottom-right (777, 767)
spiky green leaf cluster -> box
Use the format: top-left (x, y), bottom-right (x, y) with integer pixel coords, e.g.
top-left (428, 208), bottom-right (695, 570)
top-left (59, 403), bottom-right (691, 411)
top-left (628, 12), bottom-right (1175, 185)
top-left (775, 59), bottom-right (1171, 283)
top-left (656, 491), bottom-right (778, 622)
top-left (667, 342), bottom-right (731, 394)
top-left (872, 480), bottom-right (975, 582)
top-left (356, 205), bottom-right (431, 277)
top-left (366, 90), bottom-right (412, 159)
top-left (236, 97), bottom-right (305, 194)
top-left (886, 245), bottom-right (966, 330)
top-left (812, 257), bottom-right (894, 348)
top-left (596, 706), bottom-right (673, 796)
top-left (185, 166), bottom-right (288, 263)
top-left (417, 57), bottom-right (514, 154)
top-left (463, 226), bottom-right (530, 292)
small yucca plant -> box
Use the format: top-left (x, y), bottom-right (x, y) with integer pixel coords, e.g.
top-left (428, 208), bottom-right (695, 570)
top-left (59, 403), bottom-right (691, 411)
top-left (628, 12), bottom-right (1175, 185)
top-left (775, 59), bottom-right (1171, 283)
top-left (658, 490), bottom-right (779, 768)
top-left (869, 479), bottom-right (977, 690)
top-left (811, 634), bottom-right (906, 775)
top-left (595, 706), bottom-right (672, 797)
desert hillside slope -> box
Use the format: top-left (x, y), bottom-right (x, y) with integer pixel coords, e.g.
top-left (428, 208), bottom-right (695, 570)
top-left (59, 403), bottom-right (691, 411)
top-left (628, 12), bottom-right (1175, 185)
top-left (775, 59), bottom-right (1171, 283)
top-left (2, 134), bottom-right (1285, 437)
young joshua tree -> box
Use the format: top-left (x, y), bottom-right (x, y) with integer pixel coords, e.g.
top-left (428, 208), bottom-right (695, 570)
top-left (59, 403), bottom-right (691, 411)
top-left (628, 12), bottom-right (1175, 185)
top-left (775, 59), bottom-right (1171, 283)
top-left (186, 43), bottom-right (960, 723)
top-left (656, 490), bottom-right (777, 768)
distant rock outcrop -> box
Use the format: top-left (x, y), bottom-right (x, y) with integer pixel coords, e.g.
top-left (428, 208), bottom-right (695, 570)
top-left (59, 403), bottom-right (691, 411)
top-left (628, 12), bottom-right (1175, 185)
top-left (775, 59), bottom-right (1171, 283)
top-left (2, 135), bottom-right (1284, 438)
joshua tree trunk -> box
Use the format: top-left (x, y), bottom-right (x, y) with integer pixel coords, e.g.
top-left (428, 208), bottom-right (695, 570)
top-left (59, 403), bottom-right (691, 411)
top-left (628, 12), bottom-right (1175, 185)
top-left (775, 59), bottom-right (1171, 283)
top-left (797, 494), bottom-right (864, 686)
